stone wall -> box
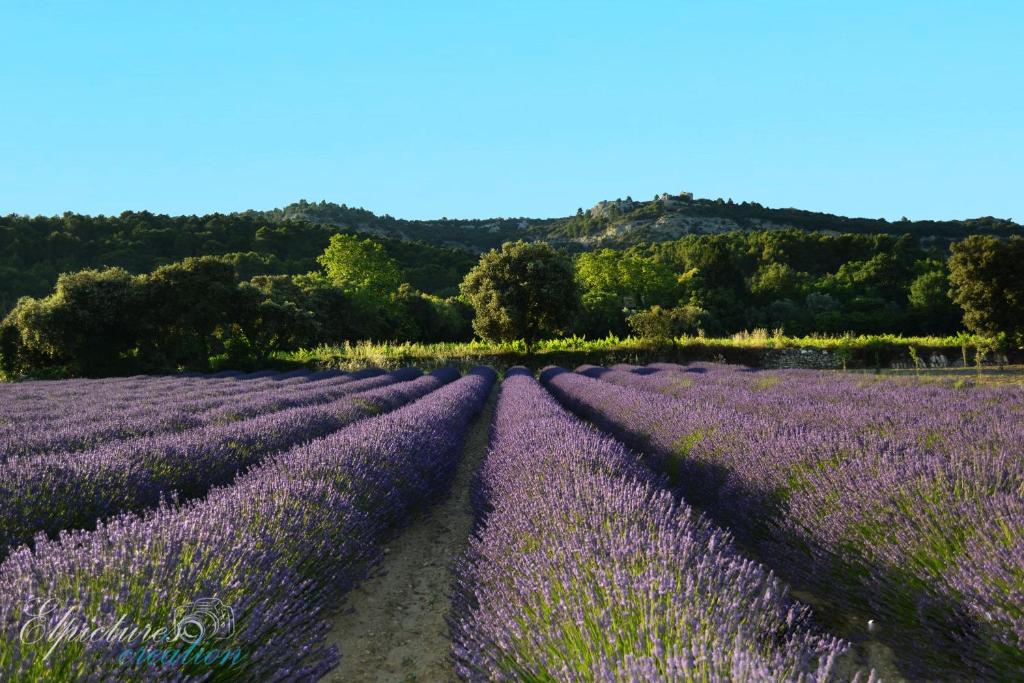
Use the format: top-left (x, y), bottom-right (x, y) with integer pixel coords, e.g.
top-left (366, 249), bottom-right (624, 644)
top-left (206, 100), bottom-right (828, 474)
top-left (762, 348), bottom-right (1011, 370)
top-left (761, 348), bottom-right (841, 369)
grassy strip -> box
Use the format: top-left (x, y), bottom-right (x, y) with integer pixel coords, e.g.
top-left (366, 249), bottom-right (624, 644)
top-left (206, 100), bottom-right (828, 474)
top-left (278, 332), bottom-right (1011, 373)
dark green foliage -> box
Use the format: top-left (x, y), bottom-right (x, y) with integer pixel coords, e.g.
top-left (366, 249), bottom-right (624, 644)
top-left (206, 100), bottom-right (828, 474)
top-left (0, 233), bottom-right (481, 376)
top-left (586, 230), bottom-right (974, 338)
top-left (0, 211), bottom-right (476, 316)
top-left (568, 195), bottom-right (1019, 245)
top-left (391, 284), bottom-right (473, 343)
top-left (3, 197), bottom-right (1020, 377)
top-left (0, 268), bottom-right (142, 376)
top-left (460, 241), bottom-right (579, 348)
top-left (907, 262), bottom-right (962, 335)
top-left (136, 257), bottom-right (241, 370)
top-left (627, 304), bottom-right (708, 341)
top-left (948, 235), bottom-right (1024, 344)
top-left (575, 290), bottom-right (629, 338)
top-left (257, 199), bottom-right (554, 253)
top-left (230, 281), bottom-right (318, 362)
top-left (0, 256), bottom-right (275, 375)
top-left (6, 195), bottom-right (1014, 317)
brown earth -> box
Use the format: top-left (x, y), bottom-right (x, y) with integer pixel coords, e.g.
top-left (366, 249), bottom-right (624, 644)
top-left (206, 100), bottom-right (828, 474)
top-left (320, 386), bottom-right (497, 682)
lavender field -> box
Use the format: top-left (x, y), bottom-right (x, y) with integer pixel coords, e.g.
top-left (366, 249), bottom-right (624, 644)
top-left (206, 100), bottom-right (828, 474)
top-left (0, 363), bottom-right (1020, 681)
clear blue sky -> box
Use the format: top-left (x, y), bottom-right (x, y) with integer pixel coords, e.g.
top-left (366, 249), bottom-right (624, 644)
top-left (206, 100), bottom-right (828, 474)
top-left (1, 1), bottom-right (1021, 222)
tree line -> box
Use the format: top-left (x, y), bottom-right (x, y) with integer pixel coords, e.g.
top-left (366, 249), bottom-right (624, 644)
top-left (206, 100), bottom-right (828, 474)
top-left (0, 234), bottom-right (474, 376)
top-left (458, 235), bottom-right (1023, 350)
top-left (1, 226), bottom-right (1021, 377)
top-left (4, 203), bottom-right (1017, 317)
top-left (0, 211), bottom-right (477, 314)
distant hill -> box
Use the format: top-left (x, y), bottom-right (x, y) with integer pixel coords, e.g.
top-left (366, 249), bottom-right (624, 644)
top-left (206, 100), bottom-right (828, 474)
top-left (1, 193), bottom-right (1019, 314)
top-left (246, 194), bottom-right (1021, 253)
top-left (238, 201), bottom-right (557, 253)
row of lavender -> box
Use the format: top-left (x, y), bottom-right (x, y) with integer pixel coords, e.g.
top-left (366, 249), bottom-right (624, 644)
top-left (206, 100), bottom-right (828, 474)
top-left (0, 367), bottom-right (494, 680)
top-left (451, 369), bottom-right (859, 681)
top-left (589, 361), bottom-right (1022, 443)
top-left (0, 369), bottom-right (314, 433)
top-left (0, 366), bottom-right (445, 561)
top-left (543, 363), bottom-right (1024, 679)
top-left (0, 368), bottom-right (400, 460)
top-left (0, 369), bottom-right (318, 422)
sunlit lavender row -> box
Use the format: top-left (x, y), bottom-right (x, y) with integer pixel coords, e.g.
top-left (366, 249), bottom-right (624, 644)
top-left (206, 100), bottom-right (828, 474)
top-left (452, 368), bottom-right (855, 681)
top-left (542, 363), bottom-right (1024, 679)
top-left (0, 368), bottom-right (395, 460)
top-left (0, 367), bottom-right (494, 681)
top-left (0, 366), bottom-right (455, 562)
top-left (0, 369), bottom-right (313, 422)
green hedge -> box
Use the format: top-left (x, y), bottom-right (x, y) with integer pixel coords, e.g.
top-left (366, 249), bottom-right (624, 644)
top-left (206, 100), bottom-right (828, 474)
top-left (277, 333), bottom-right (1016, 374)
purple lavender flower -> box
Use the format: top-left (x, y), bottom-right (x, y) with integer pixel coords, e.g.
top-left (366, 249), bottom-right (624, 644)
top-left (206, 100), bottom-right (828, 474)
top-left (540, 363), bottom-right (1024, 678)
top-left (0, 367), bottom-right (495, 681)
top-left (452, 368), bottom-right (852, 681)
top-left (0, 368), bottom-right (446, 562)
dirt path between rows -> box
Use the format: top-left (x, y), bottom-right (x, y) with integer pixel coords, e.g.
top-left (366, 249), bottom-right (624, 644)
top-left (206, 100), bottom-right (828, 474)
top-left (321, 386), bottom-right (497, 682)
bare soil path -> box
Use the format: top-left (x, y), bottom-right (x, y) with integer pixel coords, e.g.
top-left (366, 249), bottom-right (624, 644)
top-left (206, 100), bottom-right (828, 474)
top-left (320, 385), bottom-right (497, 682)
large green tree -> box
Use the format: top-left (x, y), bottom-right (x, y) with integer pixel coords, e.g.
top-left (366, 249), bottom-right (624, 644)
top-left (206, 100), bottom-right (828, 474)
top-left (136, 256), bottom-right (242, 370)
top-left (575, 248), bottom-right (677, 307)
top-left (460, 241), bottom-right (579, 349)
top-left (948, 235), bottom-right (1024, 343)
top-left (230, 282), bottom-right (317, 362)
top-left (573, 248), bottom-right (677, 337)
top-left (317, 233), bottom-right (401, 308)
top-left (907, 262), bottom-right (961, 334)
top-left (0, 267), bottom-right (142, 376)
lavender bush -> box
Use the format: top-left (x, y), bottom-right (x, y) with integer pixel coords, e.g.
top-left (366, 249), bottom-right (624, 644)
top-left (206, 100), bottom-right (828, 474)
top-left (542, 364), bottom-right (1024, 678)
top-left (0, 367), bottom-right (495, 681)
top-left (0, 370), bottom-right (316, 426)
top-left (452, 368), bottom-right (855, 682)
top-left (0, 369), bottom-right (387, 460)
top-left (0, 367), bottom-right (444, 561)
